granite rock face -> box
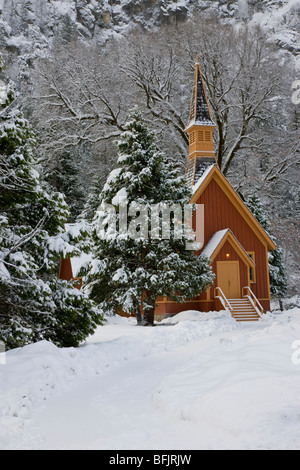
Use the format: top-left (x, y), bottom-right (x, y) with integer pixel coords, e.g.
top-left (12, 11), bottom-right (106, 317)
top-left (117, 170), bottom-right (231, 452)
top-left (0, 1), bottom-right (298, 58)
top-left (0, 0), bottom-right (298, 86)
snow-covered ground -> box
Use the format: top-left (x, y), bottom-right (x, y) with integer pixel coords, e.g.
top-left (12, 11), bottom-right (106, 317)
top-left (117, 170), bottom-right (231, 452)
top-left (0, 308), bottom-right (300, 450)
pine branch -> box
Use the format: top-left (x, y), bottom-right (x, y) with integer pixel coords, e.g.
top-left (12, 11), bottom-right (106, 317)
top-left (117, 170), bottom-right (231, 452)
top-left (7, 211), bottom-right (49, 255)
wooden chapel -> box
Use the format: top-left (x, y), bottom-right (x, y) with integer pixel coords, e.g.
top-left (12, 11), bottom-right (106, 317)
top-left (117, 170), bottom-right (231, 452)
top-left (59, 57), bottom-right (276, 322)
top-left (154, 57), bottom-right (276, 321)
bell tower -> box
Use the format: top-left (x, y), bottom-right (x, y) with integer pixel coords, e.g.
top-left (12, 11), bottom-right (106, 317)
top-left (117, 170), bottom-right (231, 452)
top-left (185, 56), bottom-right (217, 186)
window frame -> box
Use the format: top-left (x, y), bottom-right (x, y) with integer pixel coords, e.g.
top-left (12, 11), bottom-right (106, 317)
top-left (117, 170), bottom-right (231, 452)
top-left (247, 251), bottom-right (256, 283)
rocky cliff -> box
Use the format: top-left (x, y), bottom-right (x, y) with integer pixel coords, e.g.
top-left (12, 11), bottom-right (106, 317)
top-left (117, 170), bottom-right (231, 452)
top-left (0, 1), bottom-right (299, 66)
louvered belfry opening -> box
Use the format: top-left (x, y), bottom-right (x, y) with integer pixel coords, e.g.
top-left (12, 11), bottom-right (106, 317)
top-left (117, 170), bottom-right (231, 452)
top-left (185, 56), bottom-right (217, 187)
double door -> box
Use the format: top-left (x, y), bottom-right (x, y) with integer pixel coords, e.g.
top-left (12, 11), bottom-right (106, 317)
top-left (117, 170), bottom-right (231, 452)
top-left (217, 261), bottom-right (241, 299)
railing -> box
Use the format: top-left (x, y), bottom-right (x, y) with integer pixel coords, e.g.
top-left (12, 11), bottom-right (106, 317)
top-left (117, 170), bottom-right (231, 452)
top-left (242, 286), bottom-right (264, 318)
top-left (214, 287), bottom-right (234, 318)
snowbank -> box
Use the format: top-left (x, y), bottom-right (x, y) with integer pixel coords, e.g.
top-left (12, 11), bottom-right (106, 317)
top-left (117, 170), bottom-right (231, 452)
top-left (154, 312), bottom-right (300, 449)
top-left (0, 308), bottom-right (299, 449)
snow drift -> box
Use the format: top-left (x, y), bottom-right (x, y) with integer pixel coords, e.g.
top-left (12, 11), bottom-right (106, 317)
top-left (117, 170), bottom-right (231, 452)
top-left (0, 308), bottom-right (299, 450)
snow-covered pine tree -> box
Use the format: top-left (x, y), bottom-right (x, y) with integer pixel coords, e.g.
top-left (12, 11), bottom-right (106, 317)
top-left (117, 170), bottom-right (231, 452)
top-left (246, 192), bottom-right (271, 233)
top-left (79, 174), bottom-right (104, 222)
top-left (268, 248), bottom-right (287, 299)
top-left (0, 65), bottom-right (103, 349)
top-left (246, 191), bottom-right (287, 301)
top-left (84, 108), bottom-right (214, 325)
top-left (45, 150), bottom-right (86, 221)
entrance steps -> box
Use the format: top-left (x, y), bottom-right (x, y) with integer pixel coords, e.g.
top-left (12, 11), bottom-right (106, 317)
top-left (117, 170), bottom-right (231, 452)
top-left (228, 298), bottom-right (260, 321)
top-left (215, 286), bottom-right (264, 322)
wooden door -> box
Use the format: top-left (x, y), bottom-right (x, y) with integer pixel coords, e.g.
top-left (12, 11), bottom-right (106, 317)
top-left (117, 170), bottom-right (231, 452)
top-left (217, 261), bottom-right (241, 299)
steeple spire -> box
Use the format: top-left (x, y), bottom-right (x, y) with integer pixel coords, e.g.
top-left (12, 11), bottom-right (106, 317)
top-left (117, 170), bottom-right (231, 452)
top-left (185, 56), bottom-right (217, 186)
top-left (188, 55), bottom-right (214, 126)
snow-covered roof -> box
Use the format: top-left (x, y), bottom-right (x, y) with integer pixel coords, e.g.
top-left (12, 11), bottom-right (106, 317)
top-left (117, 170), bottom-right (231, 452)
top-left (192, 163), bottom-right (215, 194)
top-left (201, 229), bottom-right (229, 259)
top-left (191, 164), bottom-right (276, 251)
top-left (202, 228), bottom-right (256, 267)
top-left (184, 120), bottom-right (216, 132)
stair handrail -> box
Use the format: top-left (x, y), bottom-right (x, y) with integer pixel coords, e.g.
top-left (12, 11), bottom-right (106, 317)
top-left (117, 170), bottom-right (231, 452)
top-left (242, 286), bottom-right (264, 318)
top-left (214, 287), bottom-right (234, 317)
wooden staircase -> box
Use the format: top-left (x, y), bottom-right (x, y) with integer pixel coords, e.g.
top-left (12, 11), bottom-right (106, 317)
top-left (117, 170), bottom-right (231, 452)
top-left (215, 286), bottom-right (264, 322)
top-left (228, 298), bottom-right (260, 321)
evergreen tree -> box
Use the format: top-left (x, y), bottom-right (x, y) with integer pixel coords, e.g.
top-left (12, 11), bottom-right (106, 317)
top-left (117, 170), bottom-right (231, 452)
top-left (84, 108), bottom-right (214, 325)
top-left (246, 192), bottom-right (270, 233)
top-left (268, 248), bottom-right (287, 299)
top-left (79, 174), bottom-right (103, 222)
top-left (0, 65), bottom-right (103, 349)
top-left (45, 150), bottom-right (86, 221)
top-left (246, 191), bottom-right (287, 300)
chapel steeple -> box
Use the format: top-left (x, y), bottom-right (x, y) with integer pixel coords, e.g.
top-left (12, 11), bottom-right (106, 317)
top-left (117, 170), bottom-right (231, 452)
top-left (185, 56), bottom-right (217, 186)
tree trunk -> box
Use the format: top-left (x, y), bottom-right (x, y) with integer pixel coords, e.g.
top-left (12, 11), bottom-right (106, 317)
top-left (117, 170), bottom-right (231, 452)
top-left (136, 312), bottom-right (143, 325)
top-left (142, 308), bottom-right (155, 326)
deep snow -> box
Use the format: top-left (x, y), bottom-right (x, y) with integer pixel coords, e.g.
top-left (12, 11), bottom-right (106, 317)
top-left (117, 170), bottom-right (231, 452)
top-left (0, 308), bottom-right (299, 450)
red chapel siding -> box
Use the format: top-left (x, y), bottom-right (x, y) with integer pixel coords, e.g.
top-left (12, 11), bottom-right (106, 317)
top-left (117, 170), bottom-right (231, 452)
top-left (194, 177), bottom-right (270, 301)
top-left (59, 258), bottom-right (73, 282)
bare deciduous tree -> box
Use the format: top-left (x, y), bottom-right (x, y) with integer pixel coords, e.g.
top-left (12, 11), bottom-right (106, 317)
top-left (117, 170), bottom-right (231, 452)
top-left (179, 20), bottom-right (288, 175)
top-left (33, 41), bottom-right (127, 154)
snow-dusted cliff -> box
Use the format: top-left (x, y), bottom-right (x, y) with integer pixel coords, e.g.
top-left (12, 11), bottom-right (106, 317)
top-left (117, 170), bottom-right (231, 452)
top-left (0, 1), bottom-right (299, 67)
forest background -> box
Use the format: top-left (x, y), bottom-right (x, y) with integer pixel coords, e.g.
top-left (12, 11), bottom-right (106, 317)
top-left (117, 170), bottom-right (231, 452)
top-left (0, 0), bottom-right (299, 297)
